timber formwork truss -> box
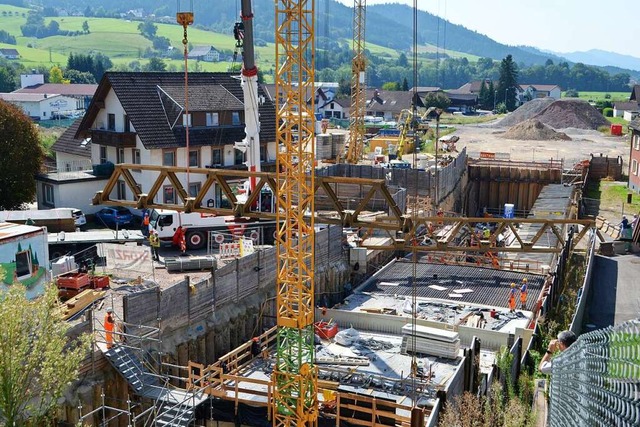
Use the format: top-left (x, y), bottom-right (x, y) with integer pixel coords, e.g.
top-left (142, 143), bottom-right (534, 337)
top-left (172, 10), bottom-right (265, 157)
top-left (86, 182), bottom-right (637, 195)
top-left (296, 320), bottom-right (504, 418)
top-left (93, 164), bottom-right (594, 254)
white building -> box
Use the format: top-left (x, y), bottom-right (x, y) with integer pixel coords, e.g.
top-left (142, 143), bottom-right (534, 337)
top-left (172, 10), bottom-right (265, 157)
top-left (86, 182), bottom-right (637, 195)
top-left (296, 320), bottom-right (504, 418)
top-left (35, 72), bottom-right (277, 215)
top-left (0, 93), bottom-right (79, 121)
top-left (188, 46), bottom-right (221, 62)
top-left (520, 84), bottom-right (562, 100)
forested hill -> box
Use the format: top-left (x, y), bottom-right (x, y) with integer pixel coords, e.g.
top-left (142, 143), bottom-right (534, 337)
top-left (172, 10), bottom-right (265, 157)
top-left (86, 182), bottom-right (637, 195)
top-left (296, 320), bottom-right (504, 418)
top-left (23, 0), bottom-right (563, 66)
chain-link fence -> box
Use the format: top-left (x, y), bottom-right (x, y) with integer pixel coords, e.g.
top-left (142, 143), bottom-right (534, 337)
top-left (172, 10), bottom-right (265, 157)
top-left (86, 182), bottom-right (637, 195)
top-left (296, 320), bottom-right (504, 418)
top-left (548, 319), bottom-right (640, 427)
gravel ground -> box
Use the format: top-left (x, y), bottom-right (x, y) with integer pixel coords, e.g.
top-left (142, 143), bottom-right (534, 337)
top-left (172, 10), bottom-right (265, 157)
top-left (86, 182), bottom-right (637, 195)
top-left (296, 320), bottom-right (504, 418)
top-left (453, 120), bottom-right (629, 167)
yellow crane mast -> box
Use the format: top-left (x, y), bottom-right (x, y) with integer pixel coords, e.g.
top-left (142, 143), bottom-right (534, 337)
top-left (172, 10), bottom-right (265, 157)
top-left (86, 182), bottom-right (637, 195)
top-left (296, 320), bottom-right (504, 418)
top-left (345, 0), bottom-right (367, 164)
top-left (273, 1), bottom-right (317, 426)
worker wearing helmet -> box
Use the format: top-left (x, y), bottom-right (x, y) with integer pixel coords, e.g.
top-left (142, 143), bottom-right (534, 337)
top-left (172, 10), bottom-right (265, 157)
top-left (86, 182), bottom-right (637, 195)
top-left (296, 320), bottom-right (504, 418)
top-left (104, 308), bottom-right (115, 349)
top-left (520, 278), bottom-right (528, 309)
top-left (508, 283), bottom-right (517, 313)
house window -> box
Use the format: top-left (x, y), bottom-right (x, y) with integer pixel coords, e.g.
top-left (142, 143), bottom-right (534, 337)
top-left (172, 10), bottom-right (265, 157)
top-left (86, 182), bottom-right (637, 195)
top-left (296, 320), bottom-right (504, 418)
top-left (189, 182), bottom-right (201, 198)
top-left (134, 184), bottom-right (142, 201)
top-left (124, 115), bottom-right (131, 132)
top-left (100, 146), bottom-right (108, 164)
top-left (182, 113), bottom-right (192, 127)
top-left (132, 149), bottom-right (141, 164)
top-left (206, 112), bottom-right (219, 126)
top-left (163, 186), bottom-right (175, 204)
top-left (189, 149), bottom-right (199, 167)
top-left (211, 148), bottom-right (222, 166)
top-left (117, 181), bottom-right (126, 199)
top-left (234, 148), bottom-right (246, 165)
top-left (634, 135), bottom-right (640, 150)
top-left (117, 147), bottom-right (125, 164)
top-left (43, 111), bottom-right (47, 117)
top-left (108, 113), bottom-right (116, 131)
top-left (260, 145), bottom-right (268, 162)
top-left (633, 159), bottom-right (639, 176)
top-left (43, 183), bottom-right (54, 206)
top-left (232, 112), bottom-right (240, 125)
top-left (163, 149), bottom-right (176, 166)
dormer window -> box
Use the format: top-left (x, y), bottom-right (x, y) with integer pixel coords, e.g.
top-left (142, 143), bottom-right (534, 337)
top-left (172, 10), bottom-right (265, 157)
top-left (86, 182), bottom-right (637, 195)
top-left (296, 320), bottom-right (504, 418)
top-left (232, 112), bottom-right (240, 126)
top-left (182, 113), bottom-right (192, 127)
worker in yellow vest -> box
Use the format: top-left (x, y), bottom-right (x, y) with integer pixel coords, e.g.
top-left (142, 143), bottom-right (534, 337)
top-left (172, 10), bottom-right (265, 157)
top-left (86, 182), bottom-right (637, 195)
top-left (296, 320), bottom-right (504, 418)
top-left (149, 230), bottom-right (160, 261)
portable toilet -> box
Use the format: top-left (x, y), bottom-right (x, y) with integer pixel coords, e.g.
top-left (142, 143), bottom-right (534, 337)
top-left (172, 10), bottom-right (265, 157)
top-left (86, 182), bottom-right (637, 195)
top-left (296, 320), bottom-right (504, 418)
top-left (504, 203), bottom-right (515, 218)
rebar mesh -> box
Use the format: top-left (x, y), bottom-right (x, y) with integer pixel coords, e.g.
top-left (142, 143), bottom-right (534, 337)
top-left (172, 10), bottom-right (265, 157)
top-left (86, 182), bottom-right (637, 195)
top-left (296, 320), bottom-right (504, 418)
top-left (548, 319), bottom-right (640, 427)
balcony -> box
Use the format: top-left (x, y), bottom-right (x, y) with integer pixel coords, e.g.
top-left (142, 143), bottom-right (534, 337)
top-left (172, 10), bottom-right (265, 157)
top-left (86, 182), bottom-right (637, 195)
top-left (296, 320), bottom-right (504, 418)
top-left (91, 129), bottom-right (137, 148)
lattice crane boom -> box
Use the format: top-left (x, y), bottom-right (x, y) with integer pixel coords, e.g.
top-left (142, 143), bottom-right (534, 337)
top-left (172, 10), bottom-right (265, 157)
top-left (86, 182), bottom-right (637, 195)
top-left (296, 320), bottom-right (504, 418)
top-left (345, 0), bottom-right (366, 164)
top-left (274, 0), bottom-right (317, 425)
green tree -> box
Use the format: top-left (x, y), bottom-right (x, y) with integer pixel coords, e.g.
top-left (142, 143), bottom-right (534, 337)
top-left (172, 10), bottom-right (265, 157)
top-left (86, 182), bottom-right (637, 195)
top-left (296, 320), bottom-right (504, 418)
top-left (48, 66), bottom-right (69, 84)
top-left (478, 80), bottom-right (488, 109)
top-left (137, 21), bottom-right (158, 39)
top-left (401, 77), bottom-right (409, 91)
top-left (82, 20), bottom-right (90, 33)
top-left (144, 57), bottom-right (167, 72)
top-left (0, 66), bottom-right (17, 92)
top-left (64, 69), bottom-right (96, 84)
top-left (397, 53), bottom-right (408, 67)
top-left (0, 285), bottom-right (90, 426)
top-left (497, 54), bottom-right (518, 111)
top-left (0, 100), bottom-right (44, 209)
top-left (423, 92), bottom-right (451, 110)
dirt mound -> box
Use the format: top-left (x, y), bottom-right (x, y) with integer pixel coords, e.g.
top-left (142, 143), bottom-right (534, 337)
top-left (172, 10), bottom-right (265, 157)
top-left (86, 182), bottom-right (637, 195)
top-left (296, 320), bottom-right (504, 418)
top-left (501, 119), bottom-right (572, 140)
top-left (497, 98), bottom-right (555, 127)
top-left (534, 99), bottom-right (609, 130)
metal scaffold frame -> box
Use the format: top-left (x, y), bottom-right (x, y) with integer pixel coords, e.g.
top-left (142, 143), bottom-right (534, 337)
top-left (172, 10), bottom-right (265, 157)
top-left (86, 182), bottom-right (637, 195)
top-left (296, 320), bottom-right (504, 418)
top-left (274, 0), bottom-right (318, 426)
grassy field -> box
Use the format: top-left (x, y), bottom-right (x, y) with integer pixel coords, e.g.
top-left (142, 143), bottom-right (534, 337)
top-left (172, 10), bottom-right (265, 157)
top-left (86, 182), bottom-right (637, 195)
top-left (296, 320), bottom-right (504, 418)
top-left (418, 43), bottom-right (481, 62)
top-left (585, 181), bottom-right (640, 221)
top-left (564, 91), bottom-right (631, 102)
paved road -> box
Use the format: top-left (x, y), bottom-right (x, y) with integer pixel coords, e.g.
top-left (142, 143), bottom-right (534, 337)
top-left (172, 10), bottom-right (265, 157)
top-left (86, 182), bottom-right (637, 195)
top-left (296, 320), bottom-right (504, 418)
top-left (587, 253), bottom-right (640, 329)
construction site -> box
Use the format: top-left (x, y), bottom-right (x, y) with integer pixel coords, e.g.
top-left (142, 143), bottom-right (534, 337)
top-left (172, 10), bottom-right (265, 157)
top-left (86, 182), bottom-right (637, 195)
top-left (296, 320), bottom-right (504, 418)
top-left (41, 1), bottom-right (640, 427)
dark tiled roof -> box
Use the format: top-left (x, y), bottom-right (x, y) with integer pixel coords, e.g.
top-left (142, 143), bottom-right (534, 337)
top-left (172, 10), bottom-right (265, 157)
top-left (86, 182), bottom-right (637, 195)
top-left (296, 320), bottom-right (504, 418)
top-left (365, 90), bottom-right (415, 114)
top-left (15, 83), bottom-right (97, 97)
top-left (77, 72), bottom-right (276, 150)
top-left (456, 80), bottom-right (493, 94)
top-left (614, 102), bottom-right (639, 111)
top-left (630, 119), bottom-right (640, 132)
top-left (51, 118), bottom-right (91, 158)
top-left (159, 84), bottom-right (244, 112)
top-left (0, 48), bottom-right (19, 56)
top-left (521, 84), bottom-right (560, 92)
top-left (363, 259), bottom-right (544, 310)
top-left (629, 85), bottom-right (640, 102)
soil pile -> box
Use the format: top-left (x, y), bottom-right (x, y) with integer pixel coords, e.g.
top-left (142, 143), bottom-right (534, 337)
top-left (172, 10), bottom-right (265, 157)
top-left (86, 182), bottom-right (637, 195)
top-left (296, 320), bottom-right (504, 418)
top-left (501, 119), bottom-right (571, 140)
top-left (497, 98), bottom-right (555, 127)
top-left (534, 99), bottom-right (609, 130)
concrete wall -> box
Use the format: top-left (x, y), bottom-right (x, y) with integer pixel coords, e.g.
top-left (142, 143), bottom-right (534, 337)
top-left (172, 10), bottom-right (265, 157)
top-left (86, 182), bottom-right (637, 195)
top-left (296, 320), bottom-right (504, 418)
top-left (123, 225), bottom-right (349, 362)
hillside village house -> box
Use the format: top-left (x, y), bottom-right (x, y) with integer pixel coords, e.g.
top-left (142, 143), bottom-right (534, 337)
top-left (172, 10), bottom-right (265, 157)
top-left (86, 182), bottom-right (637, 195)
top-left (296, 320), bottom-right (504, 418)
top-left (0, 48), bottom-right (19, 59)
top-left (629, 119), bottom-right (640, 193)
top-left (365, 89), bottom-right (421, 121)
top-left (188, 46), bottom-right (221, 62)
top-left (35, 72), bottom-right (277, 215)
top-left (613, 102), bottom-right (639, 121)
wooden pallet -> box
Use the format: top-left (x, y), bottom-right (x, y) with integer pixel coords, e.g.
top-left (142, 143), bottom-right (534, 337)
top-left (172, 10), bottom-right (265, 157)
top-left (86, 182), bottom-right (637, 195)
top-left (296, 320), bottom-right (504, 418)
top-left (57, 289), bottom-right (107, 320)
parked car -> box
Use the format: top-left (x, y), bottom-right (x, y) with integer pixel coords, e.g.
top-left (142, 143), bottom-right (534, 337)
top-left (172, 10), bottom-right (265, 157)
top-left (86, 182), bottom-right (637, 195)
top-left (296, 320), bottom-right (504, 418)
top-left (54, 208), bottom-right (87, 228)
top-left (95, 207), bottom-right (134, 227)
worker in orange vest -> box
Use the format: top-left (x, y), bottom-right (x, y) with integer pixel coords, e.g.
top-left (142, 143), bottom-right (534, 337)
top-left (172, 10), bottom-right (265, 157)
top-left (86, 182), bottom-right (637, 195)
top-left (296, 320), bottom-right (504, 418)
top-left (508, 283), bottom-right (517, 313)
top-left (142, 211), bottom-right (150, 236)
top-left (520, 278), bottom-right (528, 309)
top-left (104, 308), bottom-right (115, 349)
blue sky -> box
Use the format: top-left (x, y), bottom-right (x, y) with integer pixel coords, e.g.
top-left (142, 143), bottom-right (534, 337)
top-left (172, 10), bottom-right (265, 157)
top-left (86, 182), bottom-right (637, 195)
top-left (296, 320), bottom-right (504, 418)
top-left (334, 0), bottom-right (640, 58)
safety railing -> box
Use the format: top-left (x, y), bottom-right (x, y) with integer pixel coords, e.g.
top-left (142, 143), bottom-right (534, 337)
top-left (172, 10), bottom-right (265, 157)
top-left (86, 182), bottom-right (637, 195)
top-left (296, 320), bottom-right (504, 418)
top-left (548, 319), bottom-right (640, 427)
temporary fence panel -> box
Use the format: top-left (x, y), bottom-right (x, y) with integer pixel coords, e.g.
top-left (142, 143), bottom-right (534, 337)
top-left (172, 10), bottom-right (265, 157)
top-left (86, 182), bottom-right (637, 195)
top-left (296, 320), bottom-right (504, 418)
top-left (548, 319), bottom-right (640, 427)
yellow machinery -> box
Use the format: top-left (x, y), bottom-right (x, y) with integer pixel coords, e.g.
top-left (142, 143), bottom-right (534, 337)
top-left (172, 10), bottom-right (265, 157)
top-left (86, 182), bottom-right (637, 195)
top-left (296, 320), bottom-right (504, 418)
top-left (273, 0), bottom-right (317, 425)
top-left (345, 0), bottom-right (367, 164)
top-left (394, 109), bottom-right (415, 158)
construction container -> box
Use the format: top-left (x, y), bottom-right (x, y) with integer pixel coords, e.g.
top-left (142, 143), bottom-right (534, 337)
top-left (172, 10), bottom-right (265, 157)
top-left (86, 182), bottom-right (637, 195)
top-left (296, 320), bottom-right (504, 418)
top-left (90, 275), bottom-right (110, 289)
top-left (315, 320), bottom-right (338, 340)
top-left (504, 203), bottom-right (515, 219)
top-left (610, 124), bottom-right (623, 136)
top-left (57, 272), bottom-right (90, 290)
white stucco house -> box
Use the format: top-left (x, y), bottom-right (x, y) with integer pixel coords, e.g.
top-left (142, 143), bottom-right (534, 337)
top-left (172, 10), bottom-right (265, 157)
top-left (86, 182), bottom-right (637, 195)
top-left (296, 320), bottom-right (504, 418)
top-left (0, 93), bottom-right (79, 121)
top-left (613, 102), bottom-right (639, 119)
top-left (188, 46), bottom-right (221, 62)
top-left (35, 72), bottom-right (277, 215)
top-left (520, 84), bottom-right (562, 100)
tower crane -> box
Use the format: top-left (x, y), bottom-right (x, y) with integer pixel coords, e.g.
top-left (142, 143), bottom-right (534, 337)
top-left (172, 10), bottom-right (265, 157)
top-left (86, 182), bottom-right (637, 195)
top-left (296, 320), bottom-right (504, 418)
top-left (345, 0), bottom-right (367, 164)
top-left (273, 0), bottom-right (317, 426)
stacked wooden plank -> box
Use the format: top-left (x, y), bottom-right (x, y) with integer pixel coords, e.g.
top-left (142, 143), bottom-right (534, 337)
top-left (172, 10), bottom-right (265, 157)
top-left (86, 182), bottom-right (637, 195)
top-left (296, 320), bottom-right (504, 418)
top-left (165, 256), bottom-right (217, 272)
top-left (57, 289), bottom-right (107, 320)
top-left (401, 324), bottom-right (460, 359)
